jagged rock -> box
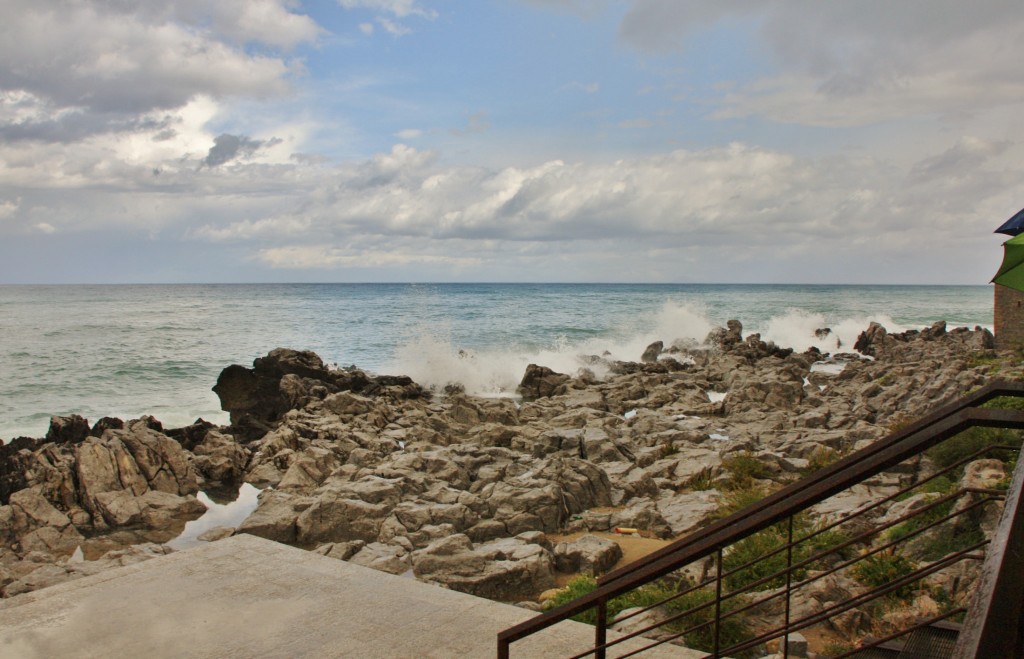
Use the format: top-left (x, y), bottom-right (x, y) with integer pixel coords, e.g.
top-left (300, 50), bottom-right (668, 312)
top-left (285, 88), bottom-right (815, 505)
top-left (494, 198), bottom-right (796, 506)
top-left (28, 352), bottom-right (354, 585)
top-left (90, 416), bottom-right (125, 438)
top-left (191, 430), bottom-right (248, 487)
top-left (164, 418), bottom-right (214, 451)
top-left (656, 490), bottom-right (722, 536)
top-left (1, 543), bottom-right (173, 598)
top-left (295, 478), bottom-right (399, 544)
top-left (641, 341), bottom-right (664, 363)
top-left (236, 490), bottom-right (313, 543)
top-left (609, 498), bottom-right (672, 538)
top-left (517, 364), bottom-right (571, 400)
top-left (553, 534), bottom-right (622, 575)
top-left (705, 319), bottom-right (745, 350)
top-left (197, 526), bottom-right (235, 542)
top-left (4, 488), bottom-right (83, 555)
top-left (412, 533), bottom-right (555, 600)
top-left (213, 348), bottom-right (424, 440)
top-left (93, 489), bottom-right (205, 530)
top-left (45, 415), bottom-right (90, 445)
top-left (348, 542), bottom-right (411, 575)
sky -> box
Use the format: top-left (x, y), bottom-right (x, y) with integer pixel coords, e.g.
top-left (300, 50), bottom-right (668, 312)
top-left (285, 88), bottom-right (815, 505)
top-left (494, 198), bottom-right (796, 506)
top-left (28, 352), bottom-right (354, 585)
top-left (1, 0), bottom-right (1023, 285)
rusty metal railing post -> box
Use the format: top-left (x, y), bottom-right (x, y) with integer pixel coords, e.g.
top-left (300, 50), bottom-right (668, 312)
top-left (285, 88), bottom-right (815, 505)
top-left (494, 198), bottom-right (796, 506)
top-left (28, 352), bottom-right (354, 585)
top-left (714, 547), bottom-right (724, 657)
top-left (954, 442), bottom-right (1024, 658)
top-left (595, 596), bottom-right (607, 659)
top-left (783, 515), bottom-right (794, 659)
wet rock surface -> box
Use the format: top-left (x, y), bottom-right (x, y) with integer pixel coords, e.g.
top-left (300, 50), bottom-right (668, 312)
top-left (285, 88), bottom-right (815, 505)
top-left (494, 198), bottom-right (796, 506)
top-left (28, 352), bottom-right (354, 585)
top-left (0, 322), bottom-right (1008, 605)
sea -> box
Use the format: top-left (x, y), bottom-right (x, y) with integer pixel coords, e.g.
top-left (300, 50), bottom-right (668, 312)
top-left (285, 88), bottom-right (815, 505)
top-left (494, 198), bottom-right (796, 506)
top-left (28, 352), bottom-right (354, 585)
top-left (0, 283), bottom-right (993, 442)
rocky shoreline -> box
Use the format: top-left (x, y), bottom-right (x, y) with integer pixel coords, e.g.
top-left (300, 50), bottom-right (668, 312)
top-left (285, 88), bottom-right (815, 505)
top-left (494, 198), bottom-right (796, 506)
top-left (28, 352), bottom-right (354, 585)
top-left (0, 320), bottom-right (1008, 629)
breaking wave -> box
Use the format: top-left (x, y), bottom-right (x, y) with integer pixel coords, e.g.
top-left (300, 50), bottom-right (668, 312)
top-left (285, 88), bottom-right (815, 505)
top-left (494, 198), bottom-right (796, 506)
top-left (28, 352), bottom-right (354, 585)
top-left (385, 301), bottom-right (929, 397)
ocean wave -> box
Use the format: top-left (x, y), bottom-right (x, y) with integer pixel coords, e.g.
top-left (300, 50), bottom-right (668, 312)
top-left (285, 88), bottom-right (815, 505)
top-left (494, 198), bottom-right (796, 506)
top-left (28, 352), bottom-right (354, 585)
top-left (386, 301), bottom-right (976, 396)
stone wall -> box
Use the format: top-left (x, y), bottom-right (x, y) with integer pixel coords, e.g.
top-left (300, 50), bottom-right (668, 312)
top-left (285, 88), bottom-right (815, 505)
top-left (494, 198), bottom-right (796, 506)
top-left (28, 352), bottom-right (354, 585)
top-left (994, 284), bottom-right (1024, 349)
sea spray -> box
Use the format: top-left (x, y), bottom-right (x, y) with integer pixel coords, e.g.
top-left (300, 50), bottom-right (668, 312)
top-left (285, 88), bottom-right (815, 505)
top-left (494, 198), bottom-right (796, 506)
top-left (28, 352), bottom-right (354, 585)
top-left (389, 301), bottom-right (716, 396)
top-left (754, 309), bottom-right (907, 353)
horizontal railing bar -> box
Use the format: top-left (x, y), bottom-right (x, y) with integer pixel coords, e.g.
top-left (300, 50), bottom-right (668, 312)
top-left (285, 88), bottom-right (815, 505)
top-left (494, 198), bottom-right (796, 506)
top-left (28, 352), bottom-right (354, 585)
top-left (581, 492), bottom-right (996, 659)
top-left (952, 432), bottom-right (1024, 658)
top-left (789, 443), bottom-right (1019, 547)
top-left (602, 381), bottom-right (1024, 582)
top-left (721, 544), bottom-right (986, 656)
top-left (597, 408), bottom-right (1024, 592)
top-left (830, 608), bottom-right (967, 659)
top-left (710, 494), bottom-right (997, 629)
top-left (497, 381), bottom-right (1024, 655)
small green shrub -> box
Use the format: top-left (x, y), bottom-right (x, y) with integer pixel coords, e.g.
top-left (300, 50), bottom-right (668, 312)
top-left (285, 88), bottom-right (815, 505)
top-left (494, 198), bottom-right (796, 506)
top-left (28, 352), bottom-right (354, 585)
top-left (926, 426), bottom-right (1023, 474)
top-left (721, 452), bottom-right (773, 490)
top-left (681, 467), bottom-right (715, 492)
top-left (723, 518), bottom-right (852, 592)
top-left (894, 474), bottom-right (955, 502)
top-left (711, 487), bottom-right (769, 521)
top-left (851, 551), bottom-right (918, 601)
top-left (543, 576), bottom-right (756, 656)
top-left (800, 446), bottom-right (842, 476)
top-left (661, 442), bottom-right (680, 458)
top-left (545, 575), bottom-right (604, 624)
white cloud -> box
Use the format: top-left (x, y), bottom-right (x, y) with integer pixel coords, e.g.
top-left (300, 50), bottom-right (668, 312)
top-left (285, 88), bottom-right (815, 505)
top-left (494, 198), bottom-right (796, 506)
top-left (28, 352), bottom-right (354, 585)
top-left (337, 0), bottom-right (437, 38)
top-left (0, 197), bottom-right (19, 219)
top-left (257, 245), bottom-right (481, 269)
top-left (34, 222), bottom-right (56, 234)
top-left (0, 0), bottom-right (314, 143)
top-left (376, 17), bottom-right (412, 37)
top-left (395, 128), bottom-right (423, 139)
top-left (337, 0), bottom-right (437, 19)
top-left (190, 216), bottom-right (313, 242)
top-left (2, 131), bottom-right (1020, 282)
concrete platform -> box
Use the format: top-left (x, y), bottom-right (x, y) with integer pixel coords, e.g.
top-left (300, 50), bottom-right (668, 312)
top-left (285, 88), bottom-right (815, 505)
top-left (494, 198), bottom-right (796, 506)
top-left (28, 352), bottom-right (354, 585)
top-left (0, 534), bottom-right (694, 658)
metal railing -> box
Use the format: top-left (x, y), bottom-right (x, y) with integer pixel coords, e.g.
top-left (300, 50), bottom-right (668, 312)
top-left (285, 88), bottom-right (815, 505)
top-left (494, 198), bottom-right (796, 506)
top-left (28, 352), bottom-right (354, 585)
top-left (497, 380), bottom-right (1024, 658)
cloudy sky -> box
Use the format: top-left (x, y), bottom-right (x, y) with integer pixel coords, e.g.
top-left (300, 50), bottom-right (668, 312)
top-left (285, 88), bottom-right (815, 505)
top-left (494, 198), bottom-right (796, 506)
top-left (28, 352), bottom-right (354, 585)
top-left (1, 0), bottom-right (1022, 284)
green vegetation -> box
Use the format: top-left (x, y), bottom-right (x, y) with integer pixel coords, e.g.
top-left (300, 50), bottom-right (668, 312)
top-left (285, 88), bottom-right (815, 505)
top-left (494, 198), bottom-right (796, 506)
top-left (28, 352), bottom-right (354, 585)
top-left (926, 426), bottom-right (1023, 474)
top-left (851, 551), bottom-right (918, 602)
top-left (544, 576), bottom-right (755, 656)
top-left (800, 446), bottom-right (843, 476)
top-left (722, 518), bottom-right (852, 592)
top-left (964, 352), bottom-right (1002, 371)
top-left (711, 487), bottom-right (769, 521)
top-left (720, 452), bottom-right (773, 490)
top-left (681, 467), bottom-right (715, 491)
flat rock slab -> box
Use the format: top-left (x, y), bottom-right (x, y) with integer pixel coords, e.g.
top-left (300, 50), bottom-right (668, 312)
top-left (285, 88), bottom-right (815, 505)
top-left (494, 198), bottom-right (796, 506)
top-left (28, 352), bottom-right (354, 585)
top-left (0, 534), bottom-right (692, 658)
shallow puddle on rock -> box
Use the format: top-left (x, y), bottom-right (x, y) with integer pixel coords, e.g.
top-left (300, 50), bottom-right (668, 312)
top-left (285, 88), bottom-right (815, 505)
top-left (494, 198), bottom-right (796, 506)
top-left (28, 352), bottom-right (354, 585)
top-left (165, 483), bottom-right (261, 550)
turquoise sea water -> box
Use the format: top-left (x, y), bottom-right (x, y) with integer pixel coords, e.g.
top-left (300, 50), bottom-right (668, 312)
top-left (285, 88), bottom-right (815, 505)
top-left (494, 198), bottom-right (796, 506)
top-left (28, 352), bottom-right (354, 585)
top-left (0, 283), bottom-right (992, 440)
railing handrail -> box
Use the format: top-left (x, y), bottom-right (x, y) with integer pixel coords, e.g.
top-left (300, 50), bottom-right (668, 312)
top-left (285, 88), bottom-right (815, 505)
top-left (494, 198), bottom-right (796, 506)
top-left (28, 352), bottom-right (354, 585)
top-left (498, 379), bottom-right (1024, 655)
top-left (953, 425), bottom-right (1024, 658)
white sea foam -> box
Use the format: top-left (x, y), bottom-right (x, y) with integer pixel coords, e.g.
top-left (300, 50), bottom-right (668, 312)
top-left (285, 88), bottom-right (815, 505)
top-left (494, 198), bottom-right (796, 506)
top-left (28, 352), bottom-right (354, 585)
top-left (388, 300), bottom-right (716, 396)
top-left (753, 309), bottom-right (908, 353)
top-left (384, 302), bottom-right (948, 396)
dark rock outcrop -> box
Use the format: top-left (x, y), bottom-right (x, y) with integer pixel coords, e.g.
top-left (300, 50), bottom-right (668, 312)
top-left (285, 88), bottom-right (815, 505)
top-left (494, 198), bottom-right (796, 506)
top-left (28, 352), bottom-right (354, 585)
top-left (517, 364), bottom-right (571, 400)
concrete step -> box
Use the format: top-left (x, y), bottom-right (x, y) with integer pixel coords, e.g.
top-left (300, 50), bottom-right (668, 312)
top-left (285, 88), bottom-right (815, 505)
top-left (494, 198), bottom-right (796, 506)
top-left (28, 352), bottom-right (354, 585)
top-left (0, 534), bottom-right (693, 659)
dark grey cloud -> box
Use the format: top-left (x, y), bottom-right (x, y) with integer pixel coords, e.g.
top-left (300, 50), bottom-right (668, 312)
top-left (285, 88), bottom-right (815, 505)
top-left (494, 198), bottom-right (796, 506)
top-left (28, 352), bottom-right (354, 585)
top-left (202, 134), bottom-right (283, 168)
top-left (0, 109), bottom-right (173, 144)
